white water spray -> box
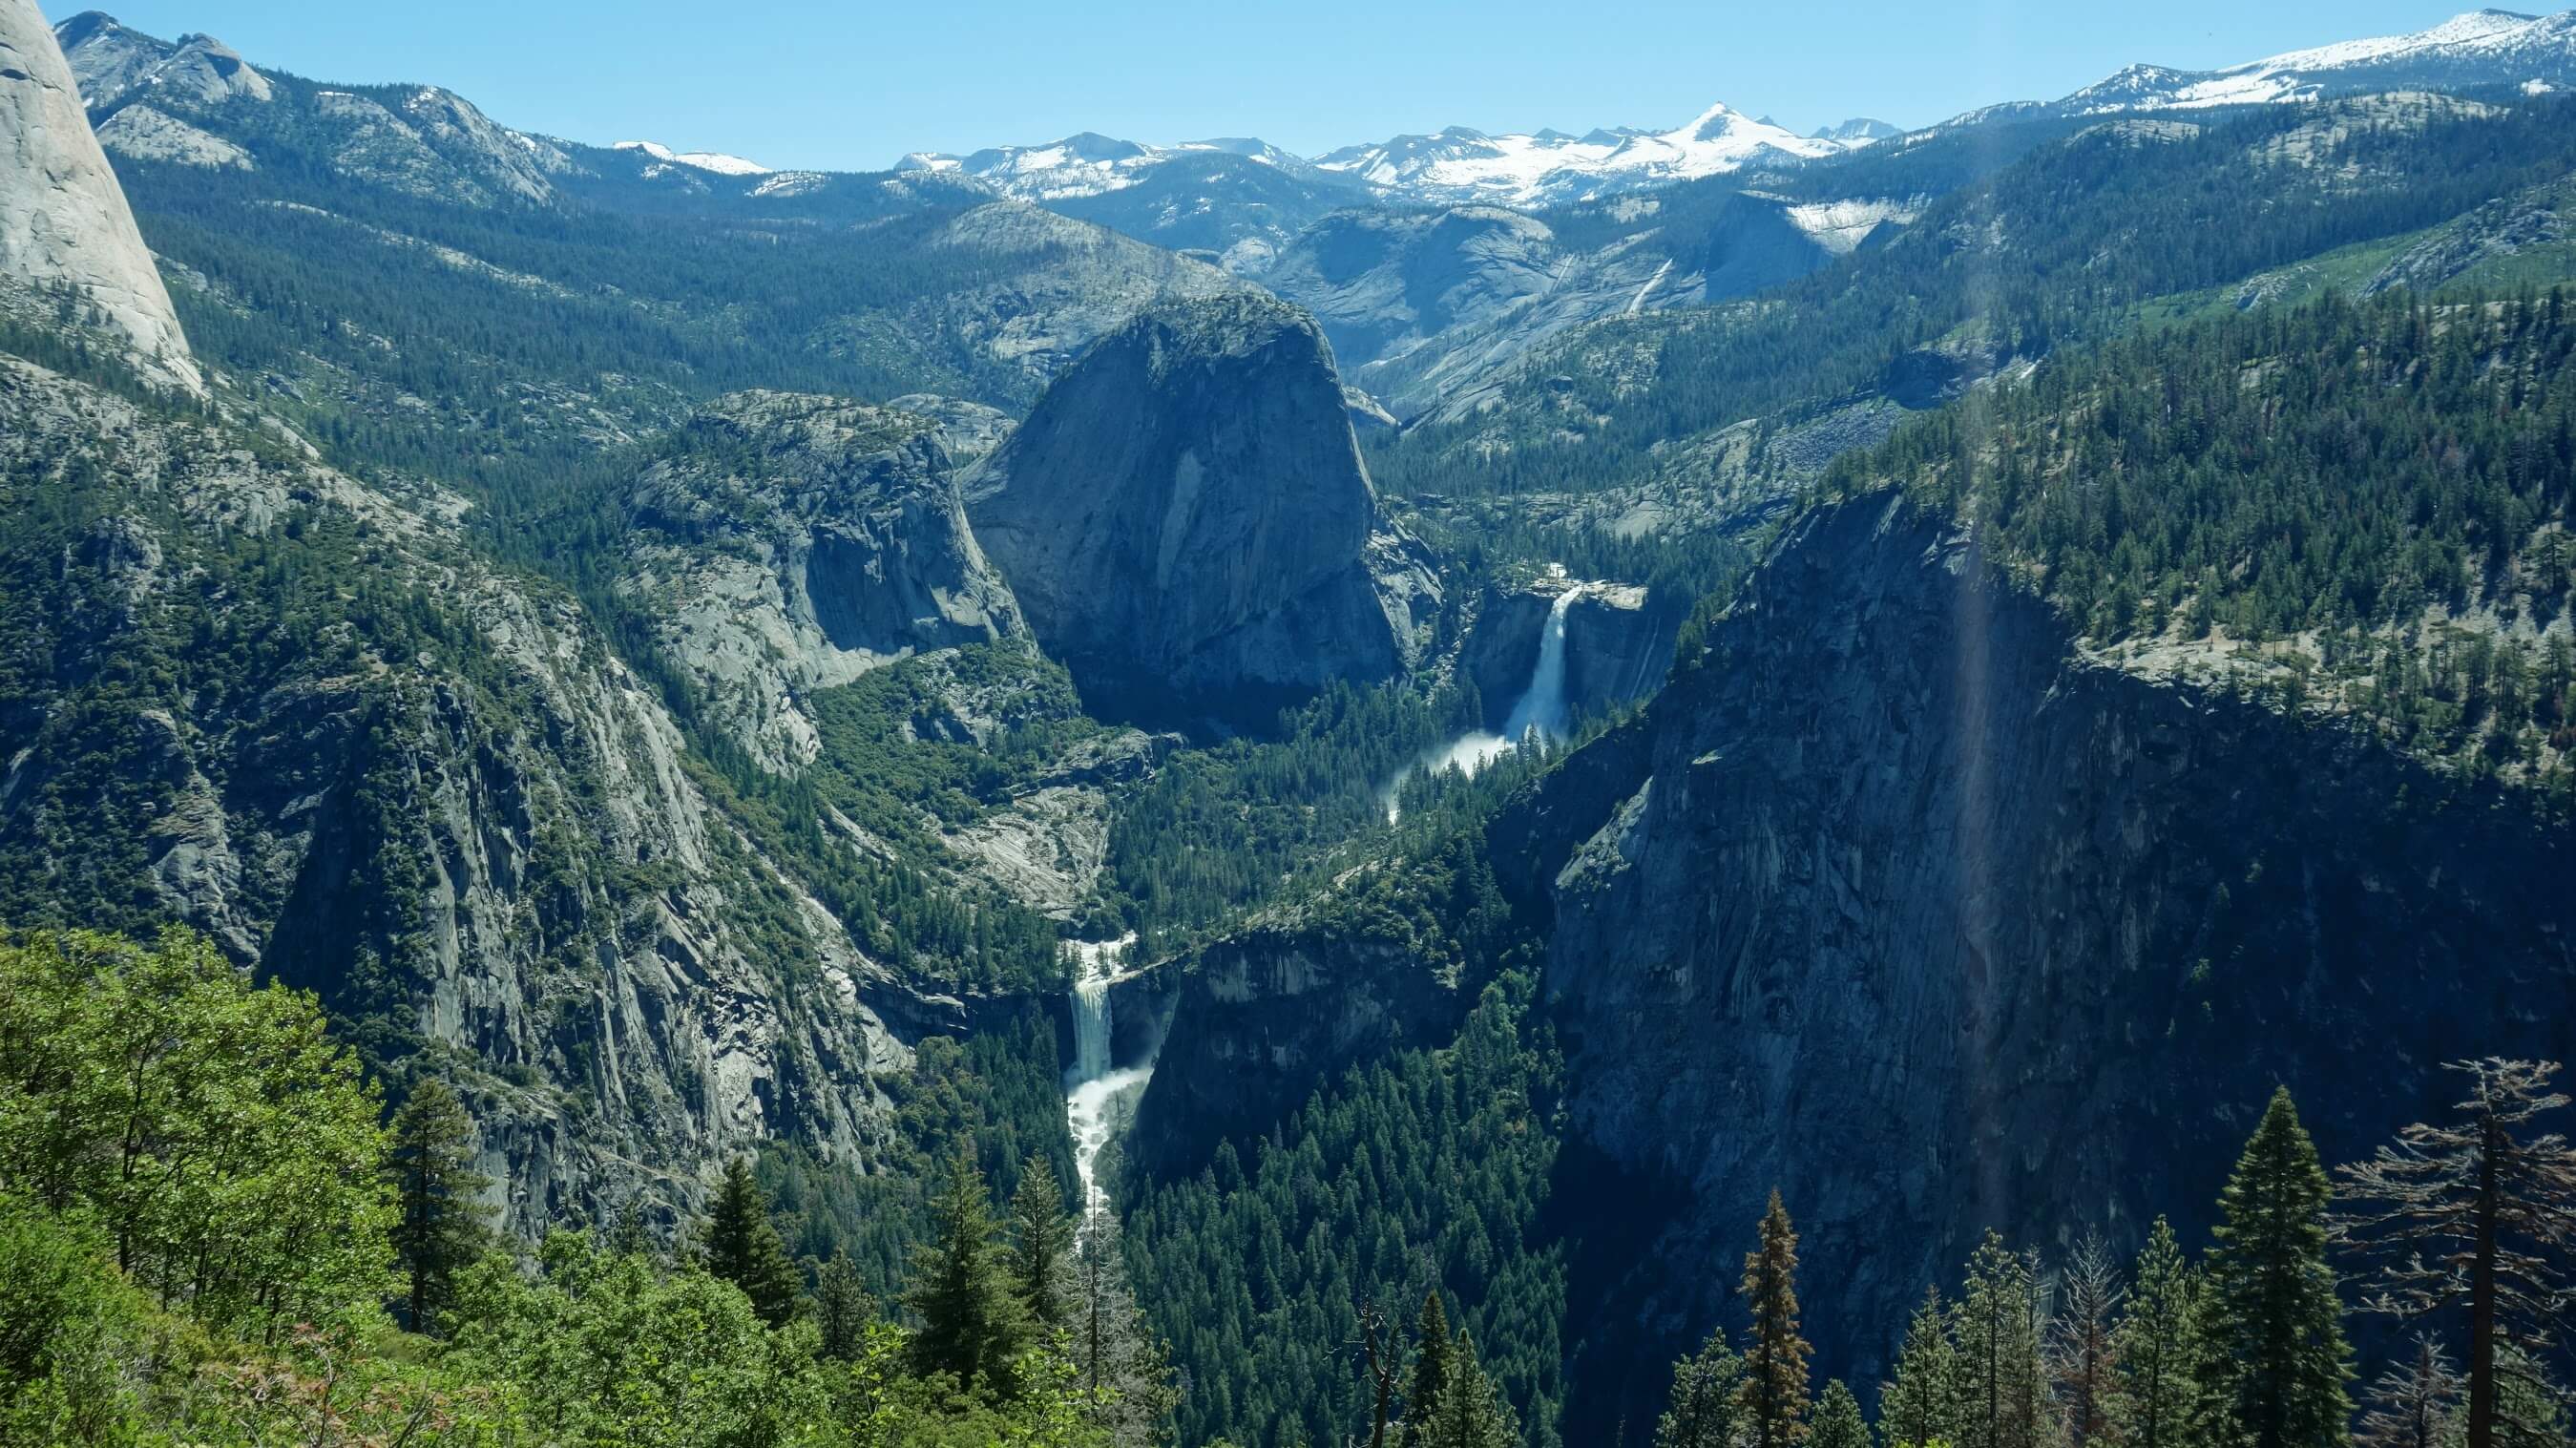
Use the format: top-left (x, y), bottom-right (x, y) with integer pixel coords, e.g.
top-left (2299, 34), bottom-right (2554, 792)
top-left (1063, 935), bottom-right (1150, 1233)
top-left (1499, 585), bottom-right (1581, 745)
top-left (1383, 580), bottom-right (1586, 821)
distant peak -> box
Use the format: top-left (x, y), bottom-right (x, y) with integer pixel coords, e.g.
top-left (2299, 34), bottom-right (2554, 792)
top-left (613, 139), bottom-right (769, 176)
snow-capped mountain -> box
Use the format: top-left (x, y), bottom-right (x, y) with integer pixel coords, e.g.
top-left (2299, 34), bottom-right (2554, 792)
top-left (1986, 9), bottom-right (2576, 122)
top-left (1811, 116), bottom-right (1901, 143)
top-left (612, 139), bottom-right (769, 177)
top-left (1315, 102), bottom-right (1857, 207)
top-left (897, 132), bottom-right (1323, 201)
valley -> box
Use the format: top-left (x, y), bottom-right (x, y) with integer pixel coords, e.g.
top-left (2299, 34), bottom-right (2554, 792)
top-left (0, 2), bottom-right (2573, 1445)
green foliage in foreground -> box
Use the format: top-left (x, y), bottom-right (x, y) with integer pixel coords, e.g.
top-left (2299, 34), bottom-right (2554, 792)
top-left (0, 927), bottom-right (1141, 1446)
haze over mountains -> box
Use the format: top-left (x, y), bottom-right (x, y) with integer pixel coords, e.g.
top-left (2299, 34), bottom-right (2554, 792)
top-left (6, 0), bottom-right (2576, 1444)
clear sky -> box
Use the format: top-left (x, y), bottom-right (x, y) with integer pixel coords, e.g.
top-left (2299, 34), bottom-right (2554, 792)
top-left (66, 1), bottom-right (2507, 168)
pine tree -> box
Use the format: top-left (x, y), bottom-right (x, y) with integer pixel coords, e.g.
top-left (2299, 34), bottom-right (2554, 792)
top-left (2492, 1345), bottom-right (2569, 1448)
top-left (1402, 1288), bottom-right (1456, 1440)
top-left (1884, 1287), bottom-right (1963, 1448)
top-left (1425, 1333), bottom-right (1519, 1448)
top-left (2336, 1060), bottom-right (2576, 1448)
top-left (2053, 1234), bottom-right (2125, 1448)
top-left (1738, 1188), bottom-right (1813, 1448)
top-left (813, 1250), bottom-right (872, 1362)
top-left (2113, 1219), bottom-right (2209, 1448)
top-left (700, 1156), bottom-right (801, 1329)
top-left (1812, 1380), bottom-right (1870, 1448)
top-left (2356, 1335), bottom-right (2461, 1448)
top-left (384, 1078), bottom-right (493, 1333)
top-left (905, 1150), bottom-right (1031, 1392)
top-left (1071, 1215), bottom-right (1179, 1446)
top-left (2208, 1088), bottom-right (2353, 1448)
top-left (1010, 1158), bottom-right (1076, 1327)
top-left (1959, 1233), bottom-right (2048, 1448)
top-left (1657, 1328), bottom-right (1746, 1448)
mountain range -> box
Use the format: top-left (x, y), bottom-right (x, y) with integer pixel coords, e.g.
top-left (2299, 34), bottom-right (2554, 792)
top-left (6, 0), bottom-right (2576, 1444)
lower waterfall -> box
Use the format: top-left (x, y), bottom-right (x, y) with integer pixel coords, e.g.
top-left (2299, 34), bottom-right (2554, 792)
top-left (1063, 935), bottom-right (1151, 1234)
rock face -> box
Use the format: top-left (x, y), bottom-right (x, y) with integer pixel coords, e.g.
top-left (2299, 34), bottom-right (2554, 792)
top-left (0, 0), bottom-right (199, 391)
top-left (619, 390), bottom-right (1025, 772)
top-left (1516, 494), bottom-right (2576, 1432)
top-left (1127, 887), bottom-right (1465, 1178)
top-left (0, 354), bottom-right (940, 1238)
top-left (962, 293), bottom-right (1439, 724)
top-left (1460, 579), bottom-right (1680, 728)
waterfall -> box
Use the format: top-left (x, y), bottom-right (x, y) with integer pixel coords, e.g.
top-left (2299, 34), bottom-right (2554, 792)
top-left (1384, 581), bottom-right (1586, 820)
top-left (1499, 584), bottom-right (1581, 745)
top-left (1063, 935), bottom-right (1150, 1233)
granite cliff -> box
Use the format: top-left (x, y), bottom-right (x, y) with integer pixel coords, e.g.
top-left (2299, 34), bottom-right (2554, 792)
top-left (1516, 494), bottom-right (2576, 1428)
top-left (0, 0), bottom-right (199, 391)
top-left (962, 293), bottom-right (1440, 724)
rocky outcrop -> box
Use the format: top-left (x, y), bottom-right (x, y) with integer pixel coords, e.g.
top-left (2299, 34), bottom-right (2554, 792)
top-left (618, 390), bottom-right (1025, 773)
top-left (0, 0), bottom-right (199, 392)
top-left (1460, 577), bottom-right (1681, 727)
top-left (1127, 896), bottom-right (1465, 1178)
top-left (1259, 194), bottom-right (1835, 419)
top-left (962, 293), bottom-right (1440, 724)
top-left (0, 355), bottom-right (946, 1238)
top-left (1517, 494), bottom-right (2576, 1431)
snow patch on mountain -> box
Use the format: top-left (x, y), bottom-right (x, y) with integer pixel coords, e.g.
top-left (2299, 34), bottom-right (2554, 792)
top-left (1316, 103), bottom-right (1852, 207)
top-left (613, 139), bottom-right (769, 176)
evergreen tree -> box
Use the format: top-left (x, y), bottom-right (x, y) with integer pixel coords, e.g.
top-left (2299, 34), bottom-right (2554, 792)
top-left (1403, 1288), bottom-right (1456, 1440)
top-left (905, 1150), bottom-right (1032, 1393)
top-left (383, 1078), bottom-right (492, 1333)
top-left (1738, 1189), bottom-right (1813, 1448)
top-left (1813, 1380), bottom-right (1870, 1448)
top-left (1959, 1233), bottom-right (2049, 1448)
top-left (2053, 1234), bottom-right (2124, 1448)
top-left (700, 1157), bottom-right (801, 1329)
top-left (2356, 1335), bottom-right (2461, 1448)
top-left (2207, 1088), bottom-right (2353, 1448)
top-left (1071, 1216), bottom-right (1180, 1447)
top-left (1425, 1333), bottom-right (1519, 1448)
top-left (1010, 1158), bottom-right (1077, 1327)
top-left (2113, 1219), bottom-right (2210, 1448)
top-left (2493, 1345), bottom-right (2569, 1448)
top-left (2336, 1060), bottom-right (2576, 1448)
top-left (1884, 1287), bottom-right (1963, 1448)
top-left (813, 1250), bottom-right (872, 1363)
top-left (1657, 1328), bottom-right (1746, 1448)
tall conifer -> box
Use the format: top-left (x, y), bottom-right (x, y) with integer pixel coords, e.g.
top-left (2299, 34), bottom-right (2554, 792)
top-left (2208, 1088), bottom-right (2353, 1448)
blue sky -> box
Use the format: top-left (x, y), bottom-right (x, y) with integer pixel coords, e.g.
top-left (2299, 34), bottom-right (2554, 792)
top-left (73, 1), bottom-right (2500, 168)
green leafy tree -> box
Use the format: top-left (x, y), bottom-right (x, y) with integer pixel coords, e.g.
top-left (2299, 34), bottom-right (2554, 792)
top-left (449, 1229), bottom-right (826, 1446)
top-left (702, 1156), bottom-right (802, 1329)
top-left (384, 1078), bottom-right (494, 1333)
top-left (0, 928), bottom-right (392, 1333)
top-left (1739, 1188), bottom-right (1813, 1448)
top-left (2207, 1088), bottom-right (2353, 1448)
top-left (905, 1150), bottom-right (1031, 1393)
top-left (1656, 1327), bottom-right (1746, 1448)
